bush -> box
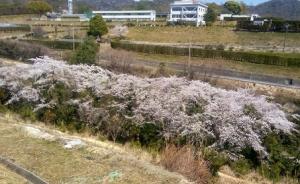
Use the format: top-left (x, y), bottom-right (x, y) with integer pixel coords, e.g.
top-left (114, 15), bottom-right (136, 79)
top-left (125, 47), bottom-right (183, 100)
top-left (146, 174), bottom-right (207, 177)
top-left (203, 148), bottom-right (229, 175)
top-left (0, 88), bottom-right (10, 104)
top-left (262, 132), bottom-right (300, 181)
top-left (231, 158), bottom-right (252, 175)
top-left (216, 44), bottom-right (225, 51)
top-left (0, 39), bottom-right (49, 61)
top-left (161, 145), bottom-right (211, 184)
top-left (32, 26), bottom-right (47, 38)
top-left (70, 37), bottom-right (98, 65)
top-left (8, 101), bottom-right (36, 121)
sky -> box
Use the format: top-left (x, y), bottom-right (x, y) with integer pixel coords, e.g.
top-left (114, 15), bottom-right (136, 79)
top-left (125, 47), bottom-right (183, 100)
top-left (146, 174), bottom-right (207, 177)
top-left (205, 0), bottom-right (269, 5)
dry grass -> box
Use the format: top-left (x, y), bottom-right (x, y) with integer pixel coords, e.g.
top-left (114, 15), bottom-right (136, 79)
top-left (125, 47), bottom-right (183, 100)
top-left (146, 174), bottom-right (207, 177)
top-left (0, 114), bottom-right (190, 184)
top-left (0, 165), bottom-right (28, 184)
top-left (216, 166), bottom-right (299, 184)
top-left (135, 52), bottom-right (300, 80)
top-left (127, 26), bottom-right (300, 47)
top-left (161, 145), bottom-right (211, 184)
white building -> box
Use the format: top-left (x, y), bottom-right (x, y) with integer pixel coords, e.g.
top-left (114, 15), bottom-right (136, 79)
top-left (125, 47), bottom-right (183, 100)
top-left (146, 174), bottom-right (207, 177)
top-left (92, 10), bottom-right (156, 21)
top-left (68, 0), bottom-right (73, 15)
top-left (169, 0), bottom-right (207, 26)
top-left (219, 14), bottom-right (260, 21)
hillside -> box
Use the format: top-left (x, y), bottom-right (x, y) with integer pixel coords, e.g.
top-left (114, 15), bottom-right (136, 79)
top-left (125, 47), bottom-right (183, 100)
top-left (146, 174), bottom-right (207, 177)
top-left (0, 114), bottom-right (191, 184)
top-left (250, 0), bottom-right (300, 20)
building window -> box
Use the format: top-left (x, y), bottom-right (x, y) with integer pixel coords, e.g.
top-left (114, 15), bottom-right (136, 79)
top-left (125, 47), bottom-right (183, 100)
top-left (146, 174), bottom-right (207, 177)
top-left (172, 7), bottom-right (182, 11)
top-left (186, 14), bottom-right (196, 18)
top-left (185, 7), bottom-right (197, 11)
top-left (172, 14), bottom-right (180, 18)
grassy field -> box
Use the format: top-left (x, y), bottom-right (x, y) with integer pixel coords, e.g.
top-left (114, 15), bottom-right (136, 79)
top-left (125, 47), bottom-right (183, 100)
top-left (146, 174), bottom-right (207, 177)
top-left (126, 26), bottom-right (300, 48)
top-left (0, 113), bottom-right (190, 184)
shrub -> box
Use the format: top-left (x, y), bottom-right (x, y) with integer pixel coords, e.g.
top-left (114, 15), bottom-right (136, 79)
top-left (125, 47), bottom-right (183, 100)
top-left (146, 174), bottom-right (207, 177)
top-left (8, 101), bottom-right (36, 121)
top-left (100, 48), bottom-right (135, 74)
top-left (262, 132), bottom-right (300, 181)
top-left (0, 104), bottom-right (7, 113)
top-left (204, 45), bottom-right (213, 50)
top-left (231, 158), bottom-right (252, 175)
top-left (0, 39), bottom-right (48, 61)
top-left (216, 44), bottom-right (225, 51)
top-left (32, 26), bottom-right (47, 38)
top-left (105, 114), bottom-right (123, 142)
top-left (139, 123), bottom-right (164, 150)
top-left (161, 145), bottom-right (211, 184)
top-left (203, 148), bottom-right (229, 175)
top-left (0, 88), bottom-right (10, 104)
top-left (151, 62), bottom-right (169, 77)
top-left (70, 37), bottom-right (98, 65)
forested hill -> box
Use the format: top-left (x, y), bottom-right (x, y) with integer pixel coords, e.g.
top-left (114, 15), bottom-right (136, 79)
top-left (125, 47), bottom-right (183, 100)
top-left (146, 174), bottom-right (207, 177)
top-left (249, 0), bottom-right (300, 20)
top-left (1, 0), bottom-right (300, 20)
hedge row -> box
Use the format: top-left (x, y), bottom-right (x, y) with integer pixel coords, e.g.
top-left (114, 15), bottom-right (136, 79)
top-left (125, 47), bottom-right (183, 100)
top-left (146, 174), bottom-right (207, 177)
top-left (32, 24), bottom-right (89, 28)
top-left (0, 25), bottom-right (31, 32)
top-left (21, 39), bottom-right (81, 50)
top-left (237, 20), bottom-right (300, 32)
top-left (0, 5), bottom-right (29, 15)
top-left (111, 41), bottom-right (300, 67)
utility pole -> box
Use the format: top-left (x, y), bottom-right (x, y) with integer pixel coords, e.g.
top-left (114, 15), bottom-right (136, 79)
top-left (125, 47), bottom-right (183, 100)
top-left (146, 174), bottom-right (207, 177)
top-left (283, 23), bottom-right (289, 53)
top-left (72, 24), bottom-right (75, 51)
top-left (188, 40), bottom-right (191, 75)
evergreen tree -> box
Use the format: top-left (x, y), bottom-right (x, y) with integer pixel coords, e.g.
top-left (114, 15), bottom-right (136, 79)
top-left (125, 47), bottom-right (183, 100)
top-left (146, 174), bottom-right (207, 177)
top-left (204, 6), bottom-right (217, 24)
top-left (88, 15), bottom-right (108, 38)
top-left (71, 37), bottom-right (98, 65)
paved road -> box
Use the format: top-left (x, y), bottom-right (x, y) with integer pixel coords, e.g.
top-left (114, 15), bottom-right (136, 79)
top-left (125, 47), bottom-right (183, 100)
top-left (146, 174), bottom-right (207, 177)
top-left (117, 59), bottom-right (300, 89)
